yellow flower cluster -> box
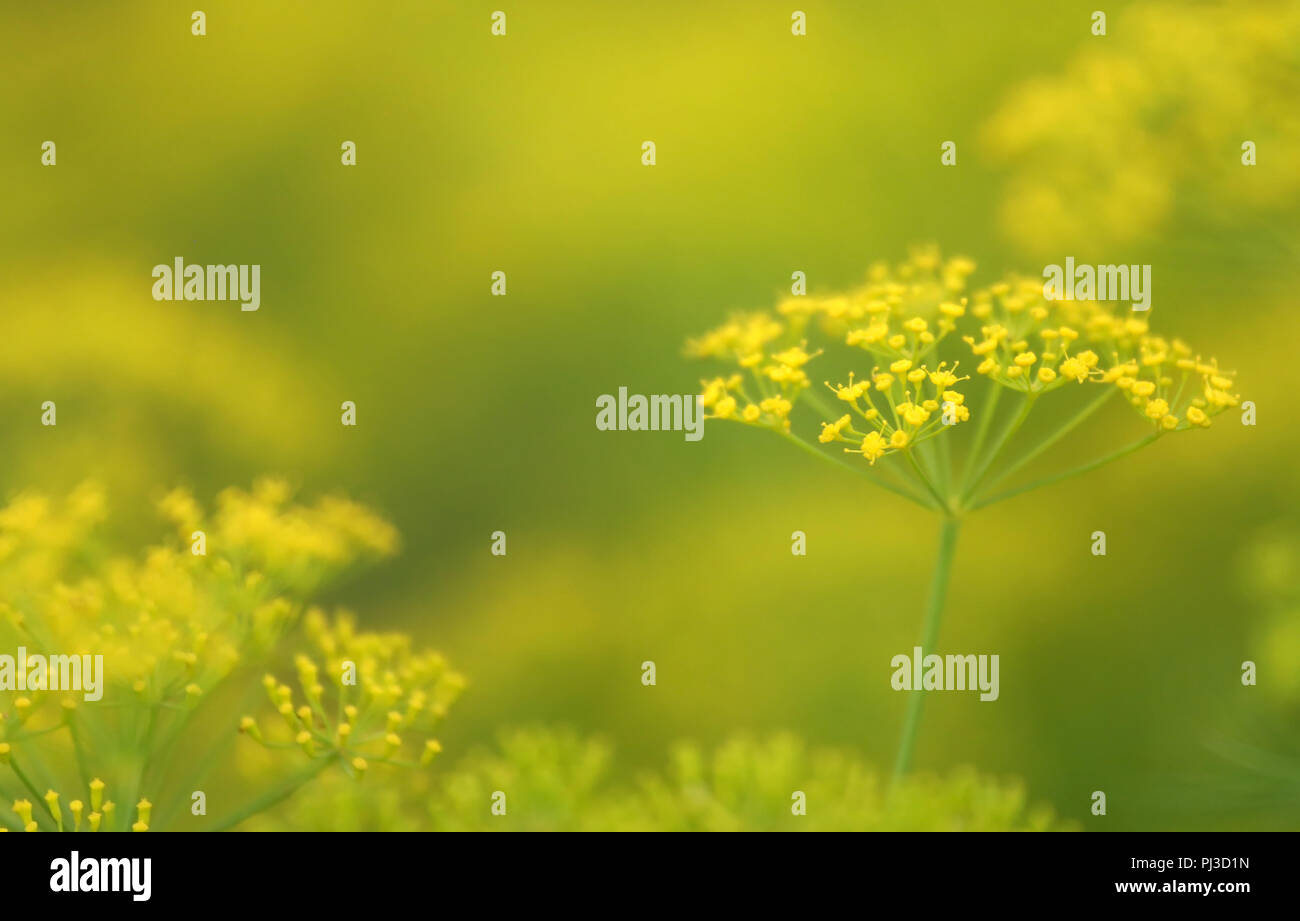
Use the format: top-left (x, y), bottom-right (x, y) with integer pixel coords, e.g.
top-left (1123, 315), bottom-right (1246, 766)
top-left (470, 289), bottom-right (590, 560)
top-left (689, 248), bottom-right (975, 460)
top-left (1097, 331), bottom-right (1240, 431)
top-left (160, 478), bottom-right (399, 594)
top-left (960, 279), bottom-right (1239, 430)
top-left (780, 245), bottom-right (976, 345)
top-left (0, 481), bottom-right (414, 831)
top-left (960, 277), bottom-right (1103, 394)
top-left (241, 608), bottom-right (465, 780)
top-left (690, 314), bottom-right (817, 431)
top-left (0, 479), bottom-right (401, 723)
top-left (1, 777), bottom-right (150, 833)
top-left (687, 248), bottom-right (1241, 496)
top-left (823, 358), bottom-right (971, 465)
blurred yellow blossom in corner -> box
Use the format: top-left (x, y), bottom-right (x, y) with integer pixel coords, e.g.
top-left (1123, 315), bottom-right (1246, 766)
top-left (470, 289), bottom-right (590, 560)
top-left (981, 0), bottom-right (1300, 255)
top-left (0, 479), bottom-right (455, 832)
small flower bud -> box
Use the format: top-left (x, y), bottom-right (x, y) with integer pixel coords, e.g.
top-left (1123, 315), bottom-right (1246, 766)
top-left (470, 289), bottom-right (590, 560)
top-left (44, 790), bottom-right (62, 830)
top-left (13, 799), bottom-right (33, 827)
top-left (239, 716), bottom-right (263, 742)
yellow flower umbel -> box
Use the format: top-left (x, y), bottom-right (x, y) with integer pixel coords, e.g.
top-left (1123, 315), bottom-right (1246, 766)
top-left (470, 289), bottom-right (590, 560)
top-left (237, 608), bottom-right (464, 827)
top-left (686, 247), bottom-right (1244, 784)
top-left (0, 480), bottom-right (419, 832)
top-left (688, 247), bottom-right (1242, 516)
top-left (689, 248), bottom-right (986, 510)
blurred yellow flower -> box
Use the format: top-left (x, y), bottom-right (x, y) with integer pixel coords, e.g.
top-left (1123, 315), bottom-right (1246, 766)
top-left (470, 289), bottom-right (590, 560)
top-left (0, 480), bottom-right (436, 832)
top-left (982, 0), bottom-right (1300, 254)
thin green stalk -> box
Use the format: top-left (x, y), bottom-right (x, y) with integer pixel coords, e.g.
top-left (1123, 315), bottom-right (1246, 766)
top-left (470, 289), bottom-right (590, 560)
top-left (934, 424), bottom-right (954, 496)
top-left (799, 387), bottom-right (848, 423)
top-left (891, 515), bottom-right (961, 784)
top-left (916, 436), bottom-right (948, 498)
top-left (8, 757), bottom-right (57, 831)
top-left (776, 431), bottom-right (938, 510)
top-left (958, 381), bottom-right (1001, 494)
top-left (978, 387), bottom-right (1117, 498)
top-left (207, 757), bottom-right (335, 832)
top-left (971, 432), bottom-right (1161, 510)
top-left (961, 392), bottom-right (1037, 505)
top-left (874, 451), bottom-right (937, 504)
top-left (153, 678), bottom-right (269, 829)
top-left (904, 448), bottom-right (950, 511)
top-left (64, 709), bottom-right (94, 794)
top-left (119, 707), bottom-right (159, 831)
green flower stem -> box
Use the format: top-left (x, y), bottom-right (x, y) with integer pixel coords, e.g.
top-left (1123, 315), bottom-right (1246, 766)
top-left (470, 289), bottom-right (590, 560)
top-left (978, 387), bottom-right (1117, 498)
top-left (8, 756), bottom-right (57, 830)
top-left (153, 677), bottom-right (268, 829)
top-left (64, 709), bottom-right (94, 794)
top-left (916, 436), bottom-right (948, 498)
top-left (971, 432), bottom-right (1162, 510)
top-left (961, 392), bottom-right (1037, 506)
top-left (934, 424), bottom-right (954, 496)
top-left (119, 708), bottom-right (160, 831)
top-left (875, 452), bottom-right (936, 505)
top-left (958, 381), bottom-right (1002, 495)
top-left (776, 431), bottom-right (938, 510)
top-left (892, 515), bottom-right (961, 784)
top-left (208, 756), bottom-right (335, 832)
top-left (904, 448), bottom-right (951, 511)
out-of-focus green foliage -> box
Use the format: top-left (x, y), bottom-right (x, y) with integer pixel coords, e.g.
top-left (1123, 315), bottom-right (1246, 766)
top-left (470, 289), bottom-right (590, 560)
top-left (627, 734), bottom-right (1067, 831)
top-left (251, 727), bottom-right (1070, 832)
top-left (1239, 529), bottom-right (1300, 705)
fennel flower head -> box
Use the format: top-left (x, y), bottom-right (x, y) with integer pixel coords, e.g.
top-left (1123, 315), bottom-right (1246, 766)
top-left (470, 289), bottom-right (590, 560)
top-left (238, 608), bottom-right (466, 798)
top-left (0, 478), bottom-right (447, 832)
top-left (687, 246), bottom-right (1241, 514)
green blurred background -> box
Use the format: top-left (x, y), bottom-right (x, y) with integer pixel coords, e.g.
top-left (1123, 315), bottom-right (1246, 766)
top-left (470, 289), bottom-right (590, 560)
top-left (3, 0), bottom-right (1297, 829)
